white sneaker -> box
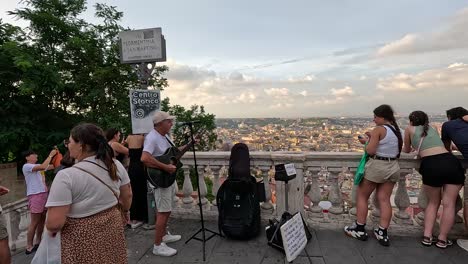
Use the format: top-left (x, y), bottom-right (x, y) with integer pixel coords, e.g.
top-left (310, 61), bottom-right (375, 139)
top-left (162, 233), bottom-right (181, 243)
top-left (152, 243), bottom-right (177, 257)
top-left (130, 221), bottom-right (143, 229)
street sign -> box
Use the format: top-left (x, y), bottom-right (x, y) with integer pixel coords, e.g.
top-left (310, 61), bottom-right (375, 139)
top-left (129, 89), bottom-right (160, 134)
top-left (119, 28), bottom-right (166, 64)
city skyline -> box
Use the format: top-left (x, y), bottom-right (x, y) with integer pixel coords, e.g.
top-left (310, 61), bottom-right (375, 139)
top-left (1, 1), bottom-right (468, 117)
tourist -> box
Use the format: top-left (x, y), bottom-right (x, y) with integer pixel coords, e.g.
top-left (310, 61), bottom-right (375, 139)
top-left (344, 104), bottom-right (402, 246)
top-left (126, 133), bottom-right (148, 229)
top-left (22, 148), bottom-right (57, 254)
top-left (403, 111), bottom-right (465, 248)
top-left (441, 107), bottom-right (468, 250)
top-left (105, 128), bottom-right (129, 165)
top-left (0, 184), bottom-right (11, 263)
top-left (141, 111), bottom-right (182, 257)
top-left (45, 123), bottom-right (132, 263)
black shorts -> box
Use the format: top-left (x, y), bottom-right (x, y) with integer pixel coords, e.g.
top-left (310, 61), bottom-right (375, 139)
top-left (419, 153), bottom-right (465, 187)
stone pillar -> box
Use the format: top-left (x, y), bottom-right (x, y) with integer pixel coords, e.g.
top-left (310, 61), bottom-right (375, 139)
top-left (173, 179), bottom-right (180, 208)
top-left (197, 165), bottom-right (210, 210)
top-left (210, 165), bottom-right (221, 209)
top-left (182, 167), bottom-right (194, 209)
top-left (349, 184), bottom-right (358, 217)
top-left (415, 185), bottom-right (428, 226)
top-left (260, 166), bottom-right (274, 213)
top-left (370, 191), bottom-right (380, 223)
top-left (306, 168), bottom-right (323, 219)
top-left (14, 206), bottom-right (29, 250)
top-left (393, 171), bottom-right (412, 225)
top-left (328, 170), bottom-right (344, 219)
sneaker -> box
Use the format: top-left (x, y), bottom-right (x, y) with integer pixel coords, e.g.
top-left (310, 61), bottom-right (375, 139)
top-left (435, 239), bottom-right (453, 249)
top-left (344, 222), bottom-right (368, 241)
top-left (130, 221), bottom-right (143, 229)
top-left (152, 243), bottom-right (177, 257)
top-left (421, 236), bottom-right (435, 247)
top-left (162, 233), bottom-right (181, 243)
top-left (374, 227), bottom-right (390, 246)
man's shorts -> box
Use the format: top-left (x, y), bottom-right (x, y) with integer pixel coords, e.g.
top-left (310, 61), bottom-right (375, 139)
top-left (0, 214), bottom-right (8, 240)
top-left (27, 192), bottom-right (48, 214)
top-left (364, 158), bottom-right (400, 184)
top-left (153, 183), bottom-right (176, 213)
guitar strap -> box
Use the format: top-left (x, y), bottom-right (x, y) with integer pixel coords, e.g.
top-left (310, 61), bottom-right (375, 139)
top-left (165, 135), bottom-right (176, 147)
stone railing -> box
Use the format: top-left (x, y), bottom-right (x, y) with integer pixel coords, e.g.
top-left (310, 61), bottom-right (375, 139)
top-left (1, 198), bottom-right (29, 252)
top-left (173, 151), bottom-right (467, 234)
top-left (3, 152), bottom-right (466, 251)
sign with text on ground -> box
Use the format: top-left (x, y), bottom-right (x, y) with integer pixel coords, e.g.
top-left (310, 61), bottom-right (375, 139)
top-left (119, 28), bottom-right (166, 63)
top-left (129, 89), bottom-right (160, 134)
top-left (280, 212), bottom-right (307, 262)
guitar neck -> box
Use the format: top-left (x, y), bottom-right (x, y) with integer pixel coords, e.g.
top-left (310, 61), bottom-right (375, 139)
top-left (174, 141), bottom-right (195, 160)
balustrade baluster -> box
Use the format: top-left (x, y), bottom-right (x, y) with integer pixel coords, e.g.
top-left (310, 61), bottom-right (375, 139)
top-left (328, 170), bottom-right (344, 218)
top-left (182, 167), bottom-right (194, 209)
top-left (197, 165), bottom-right (210, 210)
top-left (260, 166), bottom-right (274, 212)
top-left (210, 165), bottom-right (221, 210)
top-left (393, 171), bottom-right (412, 225)
top-left (307, 167), bottom-right (323, 219)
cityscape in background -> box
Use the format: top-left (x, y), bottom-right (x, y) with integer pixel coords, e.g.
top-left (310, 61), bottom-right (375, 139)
top-left (215, 114), bottom-right (449, 152)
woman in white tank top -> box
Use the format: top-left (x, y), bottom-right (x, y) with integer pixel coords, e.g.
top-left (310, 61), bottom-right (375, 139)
top-left (345, 104), bottom-right (402, 247)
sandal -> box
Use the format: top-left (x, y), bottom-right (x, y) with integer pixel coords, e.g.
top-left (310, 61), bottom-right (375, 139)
top-left (435, 239), bottom-right (453, 249)
top-left (421, 236), bottom-right (435, 246)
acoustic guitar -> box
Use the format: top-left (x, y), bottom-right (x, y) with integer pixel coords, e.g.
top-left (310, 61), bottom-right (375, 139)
top-left (146, 137), bottom-right (198, 188)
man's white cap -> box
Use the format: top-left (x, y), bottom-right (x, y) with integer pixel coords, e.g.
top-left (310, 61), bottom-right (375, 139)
top-left (152, 111), bottom-right (176, 124)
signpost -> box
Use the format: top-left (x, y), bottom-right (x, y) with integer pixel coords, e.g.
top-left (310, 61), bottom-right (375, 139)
top-left (119, 27), bottom-right (167, 227)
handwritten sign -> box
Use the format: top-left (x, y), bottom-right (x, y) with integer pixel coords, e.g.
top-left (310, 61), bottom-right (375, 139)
top-left (119, 28), bottom-right (166, 63)
top-left (129, 89), bottom-right (160, 134)
top-left (284, 163), bottom-right (296, 176)
top-left (280, 213), bottom-right (307, 262)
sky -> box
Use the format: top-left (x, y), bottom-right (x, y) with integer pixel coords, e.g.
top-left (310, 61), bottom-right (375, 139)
top-left (1, 0), bottom-right (468, 118)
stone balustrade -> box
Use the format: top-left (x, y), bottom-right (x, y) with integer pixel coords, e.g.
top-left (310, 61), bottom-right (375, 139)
top-left (174, 151), bottom-right (467, 234)
top-left (2, 152), bottom-right (467, 251)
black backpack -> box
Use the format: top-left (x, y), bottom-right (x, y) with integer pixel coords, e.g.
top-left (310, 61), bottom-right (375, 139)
top-left (216, 143), bottom-right (261, 240)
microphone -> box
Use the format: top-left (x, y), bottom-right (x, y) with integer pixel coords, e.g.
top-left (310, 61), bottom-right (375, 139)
top-left (176, 120), bottom-right (201, 126)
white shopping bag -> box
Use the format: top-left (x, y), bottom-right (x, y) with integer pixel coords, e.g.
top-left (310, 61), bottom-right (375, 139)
top-left (31, 229), bottom-right (61, 264)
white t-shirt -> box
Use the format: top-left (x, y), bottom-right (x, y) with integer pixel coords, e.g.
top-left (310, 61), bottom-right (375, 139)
top-left (143, 129), bottom-right (173, 157)
top-left (46, 156), bottom-right (130, 218)
top-left (22, 163), bottom-right (47, 196)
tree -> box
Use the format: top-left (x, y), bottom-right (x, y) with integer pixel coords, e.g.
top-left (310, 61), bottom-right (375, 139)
top-left (0, 0), bottom-right (170, 162)
top-left (161, 97), bottom-right (217, 151)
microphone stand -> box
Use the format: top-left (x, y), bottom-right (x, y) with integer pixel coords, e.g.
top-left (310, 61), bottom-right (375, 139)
top-left (184, 121), bottom-right (221, 261)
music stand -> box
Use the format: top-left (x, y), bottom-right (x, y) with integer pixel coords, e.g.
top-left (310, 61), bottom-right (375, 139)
top-left (184, 121), bottom-right (221, 261)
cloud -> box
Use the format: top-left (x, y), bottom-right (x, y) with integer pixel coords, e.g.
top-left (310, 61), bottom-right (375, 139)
top-left (264, 87), bottom-right (290, 98)
top-left (331, 86), bottom-right (355, 97)
top-left (377, 62), bottom-right (468, 91)
top-left (377, 7), bottom-right (468, 57)
top-left (288, 74), bottom-right (317, 83)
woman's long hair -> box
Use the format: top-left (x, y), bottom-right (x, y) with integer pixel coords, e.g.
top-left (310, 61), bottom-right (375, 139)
top-left (446, 107), bottom-right (468, 120)
top-left (105, 128), bottom-right (120, 141)
top-left (70, 123), bottom-right (118, 181)
top-left (374, 104), bottom-right (403, 155)
top-left (409, 111), bottom-right (430, 137)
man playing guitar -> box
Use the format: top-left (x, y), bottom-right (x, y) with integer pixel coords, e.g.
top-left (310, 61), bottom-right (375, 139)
top-left (141, 111), bottom-right (187, 257)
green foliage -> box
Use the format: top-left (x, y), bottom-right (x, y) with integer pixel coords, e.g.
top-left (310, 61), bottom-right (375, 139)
top-left (0, 1), bottom-right (169, 162)
top-left (162, 98), bottom-right (217, 151)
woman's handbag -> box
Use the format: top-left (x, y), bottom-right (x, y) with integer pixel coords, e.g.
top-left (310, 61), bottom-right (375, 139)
top-left (31, 229), bottom-right (61, 264)
top-left (354, 143), bottom-right (368, 185)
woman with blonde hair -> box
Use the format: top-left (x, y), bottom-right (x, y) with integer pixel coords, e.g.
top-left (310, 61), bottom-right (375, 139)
top-left (46, 123), bottom-right (132, 263)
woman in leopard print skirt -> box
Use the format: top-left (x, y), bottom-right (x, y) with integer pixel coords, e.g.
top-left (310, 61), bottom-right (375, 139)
top-left (46, 123), bottom-right (132, 263)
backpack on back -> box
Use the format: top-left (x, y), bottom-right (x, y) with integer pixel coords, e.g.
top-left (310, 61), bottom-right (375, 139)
top-left (216, 143), bottom-right (261, 240)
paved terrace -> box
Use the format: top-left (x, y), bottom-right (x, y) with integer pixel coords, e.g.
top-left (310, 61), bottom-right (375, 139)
top-left (12, 218), bottom-right (468, 264)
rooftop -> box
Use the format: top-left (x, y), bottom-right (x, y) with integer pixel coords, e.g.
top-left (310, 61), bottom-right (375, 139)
top-left (12, 219), bottom-right (468, 264)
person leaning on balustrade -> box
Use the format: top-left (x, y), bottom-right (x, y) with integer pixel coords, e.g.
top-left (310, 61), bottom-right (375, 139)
top-left (45, 123), bottom-right (132, 264)
top-left (403, 111), bottom-right (464, 249)
top-left (106, 128), bottom-right (129, 166)
top-left (0, 184), bottom-right (11, 263)
top-left (344, 104), bottom-right (402, 247)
